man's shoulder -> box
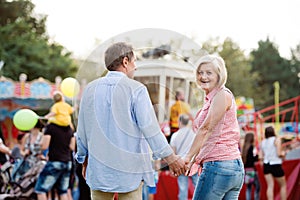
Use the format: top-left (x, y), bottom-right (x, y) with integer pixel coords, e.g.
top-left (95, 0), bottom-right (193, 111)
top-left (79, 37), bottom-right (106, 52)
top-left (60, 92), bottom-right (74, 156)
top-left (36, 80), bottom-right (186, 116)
top-left (181, 101), bottom-right (191, 110)
top-left (81, 79), bottom-right (99, 95)
top-left (181, 101), bottom-right (190, 107)
top-left (171, 101), bottom-right (180, 108)
top-left (117, 77), bottom-right (146, 93)
top-left (122, 76), bottom-right (143, 86)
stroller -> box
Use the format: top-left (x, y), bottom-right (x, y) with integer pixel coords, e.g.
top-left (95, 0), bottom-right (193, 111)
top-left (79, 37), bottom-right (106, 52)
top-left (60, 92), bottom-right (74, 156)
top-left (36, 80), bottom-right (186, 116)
top-left (0, 155), bottom-right (46, 200)
top-left (0, 160), bottom-right (13, 194)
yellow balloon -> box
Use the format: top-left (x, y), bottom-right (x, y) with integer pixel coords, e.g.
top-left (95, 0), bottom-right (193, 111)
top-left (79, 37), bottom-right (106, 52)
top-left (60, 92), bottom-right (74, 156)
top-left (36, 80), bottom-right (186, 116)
top-left (60, 77), bottom-right (80, 98)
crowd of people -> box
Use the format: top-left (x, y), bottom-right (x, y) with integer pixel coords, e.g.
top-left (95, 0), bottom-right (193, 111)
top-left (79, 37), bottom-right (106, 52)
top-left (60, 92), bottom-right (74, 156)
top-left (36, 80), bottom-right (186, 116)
top-left (0, 41), bottom-right (289, 200)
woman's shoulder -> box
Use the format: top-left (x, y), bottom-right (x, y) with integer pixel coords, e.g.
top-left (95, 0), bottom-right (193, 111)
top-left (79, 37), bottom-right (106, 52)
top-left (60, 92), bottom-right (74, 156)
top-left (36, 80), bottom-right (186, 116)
top-left (213, 88), bottom-right (233, 109)
top-left (23, 132), bottom-right (30, 140)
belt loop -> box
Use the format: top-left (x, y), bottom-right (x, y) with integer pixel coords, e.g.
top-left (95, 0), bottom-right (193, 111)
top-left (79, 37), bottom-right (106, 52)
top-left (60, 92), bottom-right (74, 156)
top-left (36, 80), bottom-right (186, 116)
top-left (237, 158), bottom-right (241, 166)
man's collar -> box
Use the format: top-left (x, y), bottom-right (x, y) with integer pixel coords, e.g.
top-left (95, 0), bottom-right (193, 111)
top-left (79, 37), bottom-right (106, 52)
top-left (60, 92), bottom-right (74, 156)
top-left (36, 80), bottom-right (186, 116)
top-left (106, 71), bottom-right (126, 77)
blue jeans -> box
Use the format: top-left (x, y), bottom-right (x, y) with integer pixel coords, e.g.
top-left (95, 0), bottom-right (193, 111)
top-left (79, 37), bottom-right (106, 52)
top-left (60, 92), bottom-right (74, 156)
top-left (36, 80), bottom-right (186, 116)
top-left (35, 161), bottom-right (72, 195)
top-left (193, 159), bottom-right (244, 200)
top-left (246, 172), bottom-right (260, 200)
top-left (178, 173), bottom-right (198, 200)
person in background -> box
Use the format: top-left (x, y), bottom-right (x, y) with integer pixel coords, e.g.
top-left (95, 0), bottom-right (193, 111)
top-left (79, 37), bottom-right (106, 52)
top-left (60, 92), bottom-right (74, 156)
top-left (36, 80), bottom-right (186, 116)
top-left (10, 132), bottom-right (26, 178)
top-left (44, 91), bottom-right (75, 130)
top-left (11, 132), bottom-right (26, 161)
top-left (142, 160), bottom-right (160, 200)
top-left (12, 120), bottom-right (45, 181)
top-left (242, 132), bottom-right (260, 200)
top-left (261, 126), bottom-right (286, 200)
top-left (168, 88), bottom-right (193, 143)
top-left (75, 42), bottom-right (186, 200)
top-left (34, 115), bottom-right (75, 200)
top-left (170, 114), bottom-right (198, 200)
top-left (184, 55), bottom-right (244, 200)
top-left (75, 160), bottom-right (91, 200)
top-left (23, 120), bottom-right (45, 159)
top-left (0, 136), bottom-right (11, 165)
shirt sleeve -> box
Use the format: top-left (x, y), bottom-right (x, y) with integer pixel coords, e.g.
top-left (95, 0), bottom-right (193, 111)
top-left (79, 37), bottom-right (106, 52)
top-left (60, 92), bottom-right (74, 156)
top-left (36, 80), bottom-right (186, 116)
top-left (183, 102), bottom-right (191, 113)
top-left (133, 86), bottom-right (173, 159)
top-left (74, 89), bottom-right (89, 164)
top-left (50, 104), bottom-right (57, 114)
top-left (169, 133), bottom-right (177, 147)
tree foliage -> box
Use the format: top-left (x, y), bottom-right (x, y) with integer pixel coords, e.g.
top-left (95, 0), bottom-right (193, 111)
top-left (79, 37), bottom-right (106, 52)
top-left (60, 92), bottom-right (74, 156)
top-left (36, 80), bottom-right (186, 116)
top-left (290, 44), bottom-right (300, 94)
top-left (201, 37), bottom-right (299, 110)
top-left (0, 0), bottom-right (77, 81)
top-left (250, 37), bottom-right (299, 109)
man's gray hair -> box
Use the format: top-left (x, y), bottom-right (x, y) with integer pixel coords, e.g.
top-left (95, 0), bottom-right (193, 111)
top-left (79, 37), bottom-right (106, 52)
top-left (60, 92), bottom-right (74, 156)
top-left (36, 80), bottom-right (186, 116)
top-left (179, 114), bottom-right (190, 126)
top-left (104, 42), bottom-right (134, 71)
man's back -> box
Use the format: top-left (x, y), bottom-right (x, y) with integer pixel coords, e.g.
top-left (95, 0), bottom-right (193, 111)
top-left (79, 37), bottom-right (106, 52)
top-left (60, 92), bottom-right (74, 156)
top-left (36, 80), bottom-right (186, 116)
top-left (44, 123), bottom-right (73, 162)
top-left (76, 71), bottom-right (173, 192)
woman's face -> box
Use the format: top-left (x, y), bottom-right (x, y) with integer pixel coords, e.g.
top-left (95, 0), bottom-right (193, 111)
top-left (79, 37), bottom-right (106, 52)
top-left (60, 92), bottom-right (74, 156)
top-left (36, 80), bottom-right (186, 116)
top-left (196, 63), bottom-right (219, 94)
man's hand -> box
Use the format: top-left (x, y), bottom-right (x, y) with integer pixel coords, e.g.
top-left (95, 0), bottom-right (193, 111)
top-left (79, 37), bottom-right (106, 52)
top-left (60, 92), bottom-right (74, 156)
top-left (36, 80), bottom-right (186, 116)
top-left (164, 153), bottom-right (187, 176)
top-left (82, 157), bottom-right (88, 179)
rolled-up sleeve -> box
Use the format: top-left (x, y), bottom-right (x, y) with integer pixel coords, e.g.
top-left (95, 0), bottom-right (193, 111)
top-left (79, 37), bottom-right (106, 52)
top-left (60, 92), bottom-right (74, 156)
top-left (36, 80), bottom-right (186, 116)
top-left (75, 134), bottom-right (88, 163)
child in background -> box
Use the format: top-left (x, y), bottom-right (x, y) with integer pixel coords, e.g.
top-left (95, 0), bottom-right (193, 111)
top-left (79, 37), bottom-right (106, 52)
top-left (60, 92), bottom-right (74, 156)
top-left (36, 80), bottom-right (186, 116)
top-left (45, 91), bottom-right (74, 129)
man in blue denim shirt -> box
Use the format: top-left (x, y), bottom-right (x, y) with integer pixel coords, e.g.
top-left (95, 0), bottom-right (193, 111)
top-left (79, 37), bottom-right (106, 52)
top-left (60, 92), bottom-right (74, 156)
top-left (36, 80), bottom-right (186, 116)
top-left (75, 42), bottom-right (186, 199)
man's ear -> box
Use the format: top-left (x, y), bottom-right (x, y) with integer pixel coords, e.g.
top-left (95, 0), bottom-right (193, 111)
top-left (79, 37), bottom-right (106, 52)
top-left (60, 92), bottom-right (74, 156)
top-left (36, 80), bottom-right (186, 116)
top-left (122, 56), bottom-right (129, 67)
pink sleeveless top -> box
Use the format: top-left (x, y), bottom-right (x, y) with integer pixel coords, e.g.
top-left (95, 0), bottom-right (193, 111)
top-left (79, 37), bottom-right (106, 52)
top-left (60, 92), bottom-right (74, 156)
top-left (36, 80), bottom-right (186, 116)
top-left (193, 87), bottom-right (241, 165)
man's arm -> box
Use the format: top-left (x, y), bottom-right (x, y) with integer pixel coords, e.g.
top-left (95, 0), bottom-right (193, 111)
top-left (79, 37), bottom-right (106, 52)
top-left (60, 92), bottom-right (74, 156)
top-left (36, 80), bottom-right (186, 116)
top-left (69, 137), bottom-right (75, 151)
top-left (0, 139), bottom-right (11, 155)
top-left (44, 111), bottom-right (55, 119)
top-left (82, 156), bottom-right (88, 179)
top-left (40, 135), bottom-right (51, 151)
top-left (134, 87), bottom-right (187, 176)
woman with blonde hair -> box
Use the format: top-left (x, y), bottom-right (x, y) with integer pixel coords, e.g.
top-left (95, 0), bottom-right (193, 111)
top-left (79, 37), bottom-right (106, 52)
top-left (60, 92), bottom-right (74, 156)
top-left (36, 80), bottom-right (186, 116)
top-left (185, 55), bottom-right (244, 199)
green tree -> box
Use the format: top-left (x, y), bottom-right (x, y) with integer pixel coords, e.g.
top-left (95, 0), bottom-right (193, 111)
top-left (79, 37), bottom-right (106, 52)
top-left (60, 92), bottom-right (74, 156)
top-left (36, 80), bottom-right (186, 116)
top-left (290, 43), bottom-right (300, 96)
top-left (0, 0), bottom-right (77, 81)
top-left (250, 37), bottom-right (298, 109)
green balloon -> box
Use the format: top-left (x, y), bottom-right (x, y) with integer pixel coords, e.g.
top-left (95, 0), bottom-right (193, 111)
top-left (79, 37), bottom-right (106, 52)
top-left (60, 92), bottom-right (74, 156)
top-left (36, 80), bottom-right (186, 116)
top-left (13, 109), bottom-right (38, 131)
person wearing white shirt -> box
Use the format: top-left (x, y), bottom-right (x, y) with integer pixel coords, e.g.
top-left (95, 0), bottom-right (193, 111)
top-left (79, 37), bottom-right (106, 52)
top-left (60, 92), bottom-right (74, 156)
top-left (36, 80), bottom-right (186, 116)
top-left (170, 114), bottom-right (198, 200)
top-left (261, 126), bottom-right (286, 200)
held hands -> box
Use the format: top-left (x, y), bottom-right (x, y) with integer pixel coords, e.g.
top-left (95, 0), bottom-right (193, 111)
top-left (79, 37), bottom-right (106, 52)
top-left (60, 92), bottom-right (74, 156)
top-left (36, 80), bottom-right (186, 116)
top-left (164, 154), bottom-right (187, 177)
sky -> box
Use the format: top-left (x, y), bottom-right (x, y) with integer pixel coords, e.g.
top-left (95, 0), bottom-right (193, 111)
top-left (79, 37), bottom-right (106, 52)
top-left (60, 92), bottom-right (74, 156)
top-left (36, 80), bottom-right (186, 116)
top-left (31, 0), bottom-right (300, 59)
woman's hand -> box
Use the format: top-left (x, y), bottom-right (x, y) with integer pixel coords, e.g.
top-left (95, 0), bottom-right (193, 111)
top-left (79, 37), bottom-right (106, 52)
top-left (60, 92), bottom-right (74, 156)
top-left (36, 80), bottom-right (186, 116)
top-left (184, 155), bottom-right (195, 176)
